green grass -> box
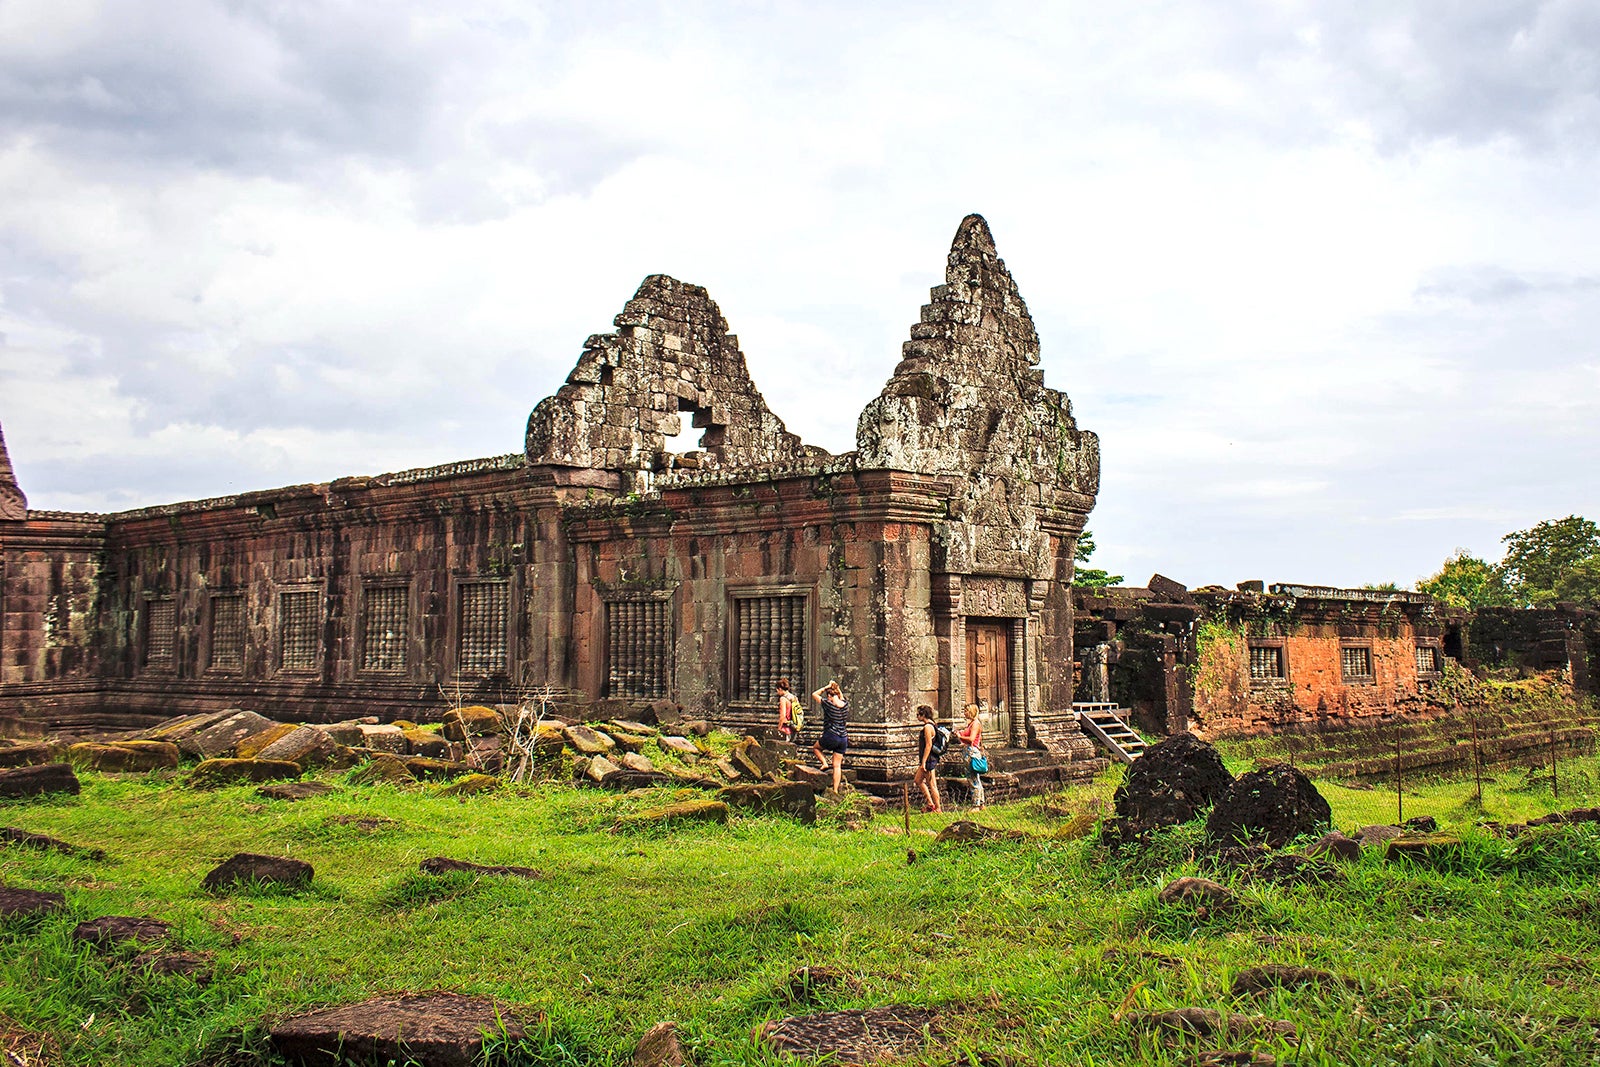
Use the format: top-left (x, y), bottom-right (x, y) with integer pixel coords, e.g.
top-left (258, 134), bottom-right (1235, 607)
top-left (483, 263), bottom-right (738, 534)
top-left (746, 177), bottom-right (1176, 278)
top-left (2, 758), bottom-right (1599, 1066)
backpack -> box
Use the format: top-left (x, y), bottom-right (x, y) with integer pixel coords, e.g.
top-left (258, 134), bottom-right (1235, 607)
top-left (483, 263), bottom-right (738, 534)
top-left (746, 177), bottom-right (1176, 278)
top-left (929, 722), bottom-right (953, 757)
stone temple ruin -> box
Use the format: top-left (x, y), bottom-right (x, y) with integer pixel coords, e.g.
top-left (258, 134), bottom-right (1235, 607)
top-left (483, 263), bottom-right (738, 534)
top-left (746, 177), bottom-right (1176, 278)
top-left (0, 215), bottom-right (1108, 791)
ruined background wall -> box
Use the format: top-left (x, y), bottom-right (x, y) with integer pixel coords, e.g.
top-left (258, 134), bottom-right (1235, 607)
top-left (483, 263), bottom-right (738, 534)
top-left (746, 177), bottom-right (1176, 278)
top-left (526, 275), bottom-right (810, 477)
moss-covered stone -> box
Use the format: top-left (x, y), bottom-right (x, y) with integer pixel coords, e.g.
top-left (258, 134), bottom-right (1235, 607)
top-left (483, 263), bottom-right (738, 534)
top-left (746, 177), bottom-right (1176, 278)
top-left (68, 741), bottom-right (181, 773)
top-left (188, 758), bottom-right (302, 789)
top-left (234, 723), bottom-right (300, 760)
top-left (616, 799), bottom-right (729, 828)
top-left (434, 774), bottom-right (502, 797)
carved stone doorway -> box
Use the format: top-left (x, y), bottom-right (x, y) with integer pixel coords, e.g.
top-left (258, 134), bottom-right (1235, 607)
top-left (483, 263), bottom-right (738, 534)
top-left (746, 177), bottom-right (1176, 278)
top-left (965, 619), bottom-right (1012, 747)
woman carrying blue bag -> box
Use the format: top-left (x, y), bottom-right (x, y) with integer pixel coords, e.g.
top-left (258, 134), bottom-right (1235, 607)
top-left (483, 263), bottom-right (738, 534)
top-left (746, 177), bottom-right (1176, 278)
top-left (957, 702), bottom-right (988, 810)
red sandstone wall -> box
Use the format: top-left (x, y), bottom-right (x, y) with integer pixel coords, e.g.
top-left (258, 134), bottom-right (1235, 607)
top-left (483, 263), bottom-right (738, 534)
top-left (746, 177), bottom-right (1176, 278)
top-left (1192, 619), bottom-right (1438, 738)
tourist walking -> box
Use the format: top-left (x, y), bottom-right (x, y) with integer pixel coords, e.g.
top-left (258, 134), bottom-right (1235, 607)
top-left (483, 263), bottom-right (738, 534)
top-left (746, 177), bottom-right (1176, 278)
top-left (957, 702), bottom-right (987, 810)
top-left (775, 678), bottom-right (801, 743)
top-left (811, 680), bottom-right (850, 792)
top-left (914, 704), bottom-right (950, 813)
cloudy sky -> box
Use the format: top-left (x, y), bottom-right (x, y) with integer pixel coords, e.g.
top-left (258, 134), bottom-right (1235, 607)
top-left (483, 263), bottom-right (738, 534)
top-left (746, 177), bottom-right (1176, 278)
top-left (2, 1), bottom-right (1597, 589)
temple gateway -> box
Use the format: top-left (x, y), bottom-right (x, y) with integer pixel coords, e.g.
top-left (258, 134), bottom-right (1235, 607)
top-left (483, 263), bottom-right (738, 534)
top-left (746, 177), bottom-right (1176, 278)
top-left (0, 215), bottom-right (1107, 789)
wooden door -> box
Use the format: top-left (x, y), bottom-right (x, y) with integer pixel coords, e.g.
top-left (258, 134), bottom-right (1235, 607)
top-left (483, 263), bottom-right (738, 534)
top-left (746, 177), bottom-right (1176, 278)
top-left (965, 621), bottom-right (1012, 747)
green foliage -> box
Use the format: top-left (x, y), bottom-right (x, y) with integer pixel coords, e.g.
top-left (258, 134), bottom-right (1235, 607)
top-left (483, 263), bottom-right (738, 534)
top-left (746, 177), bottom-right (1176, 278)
top-left (1071, 529), bottom-right (1124, 588)
top-left (1500, 514), bottom-right (1600, 605)
top-left (1417, 549), bottom-right (1513, 608)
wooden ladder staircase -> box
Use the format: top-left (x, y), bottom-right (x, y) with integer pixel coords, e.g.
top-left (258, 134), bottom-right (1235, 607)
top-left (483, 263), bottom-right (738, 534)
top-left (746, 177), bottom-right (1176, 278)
top-left (1074, 703), bottom-right (1147, 764)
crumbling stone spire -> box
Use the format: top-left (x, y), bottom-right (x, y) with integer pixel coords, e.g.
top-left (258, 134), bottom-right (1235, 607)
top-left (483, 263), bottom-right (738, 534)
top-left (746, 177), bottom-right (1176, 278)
top-left (855, 213), bottom-right (1099, 498)
top-left (0, 419), bottom-right (26, 520)
top-left (526, 274), bottom-right (808, 475)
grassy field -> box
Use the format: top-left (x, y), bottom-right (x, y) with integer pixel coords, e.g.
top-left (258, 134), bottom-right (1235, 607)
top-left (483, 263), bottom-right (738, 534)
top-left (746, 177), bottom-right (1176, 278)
top-left (3, 754), bottom-right (1599, 1066)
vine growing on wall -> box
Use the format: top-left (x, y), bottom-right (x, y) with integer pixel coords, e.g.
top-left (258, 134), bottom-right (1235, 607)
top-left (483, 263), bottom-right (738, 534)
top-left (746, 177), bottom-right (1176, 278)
top-left (1189, 617), bottom-right (1244, 696)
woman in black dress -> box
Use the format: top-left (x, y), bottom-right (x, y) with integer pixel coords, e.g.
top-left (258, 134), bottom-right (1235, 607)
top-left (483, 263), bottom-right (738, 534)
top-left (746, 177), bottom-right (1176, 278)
top-left (811, 680), bottom-right (849, 792)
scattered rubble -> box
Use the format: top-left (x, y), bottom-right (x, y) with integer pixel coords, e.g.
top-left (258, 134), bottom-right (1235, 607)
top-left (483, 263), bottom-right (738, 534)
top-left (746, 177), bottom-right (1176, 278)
top-left (418, 857), bottom-right (541, 880)
top-left (270, 992), bottom-right (528, 1067)
top-left (0, 763), bottom-right (80, 798)
top-left (757, 1007), bottom-right (943, 1064)
top-left (1229, 964), bottom-right (1345, 997)
top-left (0, 886), bottom-right (66, 920)
top-left (72, 916), bottom-right (171, 952)
top-left (1204, 764), bottom-right (1331, 848)
top-left (1103, 733), bottom-right (1233, 847)
top-left (0, 826), bottom-right (106, 860)
top-left (202, 853), bottom-right (313, 893)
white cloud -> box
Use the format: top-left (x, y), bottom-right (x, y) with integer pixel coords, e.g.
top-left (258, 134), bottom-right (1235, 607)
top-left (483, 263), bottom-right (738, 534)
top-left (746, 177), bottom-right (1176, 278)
top-left (1, 0), bottom-right (1597, 589)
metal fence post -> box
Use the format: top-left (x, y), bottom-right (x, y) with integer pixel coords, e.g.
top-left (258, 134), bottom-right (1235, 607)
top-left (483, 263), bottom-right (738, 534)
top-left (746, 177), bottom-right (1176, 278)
top-left (1471, 710), bottom-right (1483, 807)
top-left (1394, 721), bottom-right (1404, 826)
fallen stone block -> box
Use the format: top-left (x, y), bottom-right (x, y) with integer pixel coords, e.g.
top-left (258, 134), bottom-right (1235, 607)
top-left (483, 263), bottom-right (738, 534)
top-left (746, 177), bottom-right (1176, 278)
top-left (0, 826), bottom-right (106, 860)
top-left (683, 720), bottom-right (713, 737)
top-left (616, 800), bottom-right (729, 828)
top-left (351, 754), bottom-right (416, 785)
top-left (442, 706), bottom-right (502, 743)
top-left (757, 1007), bottom-right (943, 1064)
top-left (188, 758), bottom-right (303, 789)
top-left (611, 720), bottom-right (659, 737)
top-left (0, 886), bottom-right (66, 920)
top-left (258, 781), bottom-right (337, 801)
top-left (620, 752), bottom-right (656, 773)
top-left (0, 763), bottom-right (80, 799)
top-left (1306, 831), bottom-right (1361, 862)
top-left (184, 710), bottom-right (278, 759)
top-left (1247, 852), bottom-right (1343, 887)
top-left (731, 739), bottom-right (783, 780)
top-left (1385, 834), bottom-right (1463, 863)
top-left (1133, 1008), bottom-right (1296, 1043)
top-left (1158, 877), bottom-right (1235, 909)
top-left (565, 724), bottom-right (616, 755)
top-left (934, 820), bottom-right (1029, 844)
top-left (419, 857), bottom-right (541, 880)
top-left (142, 710), bottom-right (234, 748)
top-left (234, 722), bottom-right (301, 759)
top-left (583, 754), bottom-right (622, 784)
top-left (203, 852), bottom-right (313, 893)
top-left (403, 757), bottom-right (475, 782)
top-left (642, 699), bottom-right (683, 726)
top-left (404, 729), bottom-right (452, 758)
top-left (719, 782), bottom-right (816, 823)
top-left (270, 992), bottom-right (528, 1067)
top-left (72, 916), bottom-right (171, 952)
top-left (1230, 964), bottom-right (1344, 997)
top-left (435, 773), bottom-right (501, 797)
top-left (131, 949), bottom-right (213, 983)
top-left (314, 721), bottom-right (367, 746)
top-left (358, 724), bottom-right (410, 754)
top-left (634, 1021), bottom-right (685, 1067)
top-left (253, 725), bottom-right (340, 768)
top-left (69, 740), bottom-right (181, 773)
top-left (713, 757), bottom-right (742, 780)
top-left (658, 735), bottom-right (702, 758)
top-left (0, 742), bottom-right (54, 768)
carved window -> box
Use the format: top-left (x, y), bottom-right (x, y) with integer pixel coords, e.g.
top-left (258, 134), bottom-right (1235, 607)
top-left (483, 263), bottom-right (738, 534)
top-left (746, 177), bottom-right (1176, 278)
top-left (606, 599), bottom-right (670, 699)
top-left (361, 585), bottom-right (409, 673)
top-left (278, 589), bottom-right (321, 671)
top-left (731, 594), bottom-right (806, 704)
top-left (1340, 645), bottom-right (1373, 682)
top-left (209, 594), bottom-right (245, 671)
top-left (143, 599), bottom-right (175, 669)
top-left (458, 581), bottom-right (508, 676)
top-left (1249, 644), bottom-right (1285, 681)
top-left (1415, 644), bottom-right (1440, 675)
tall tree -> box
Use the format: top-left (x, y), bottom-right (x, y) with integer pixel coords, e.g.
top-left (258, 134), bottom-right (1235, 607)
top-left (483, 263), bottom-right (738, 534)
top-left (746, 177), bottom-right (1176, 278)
top-left (1417, 550), bottom-right (1512, 608)
top-left (1500, 515), bottom-right (1600, 605)
top-left (1072, 530), bottom-right (1124, 588)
